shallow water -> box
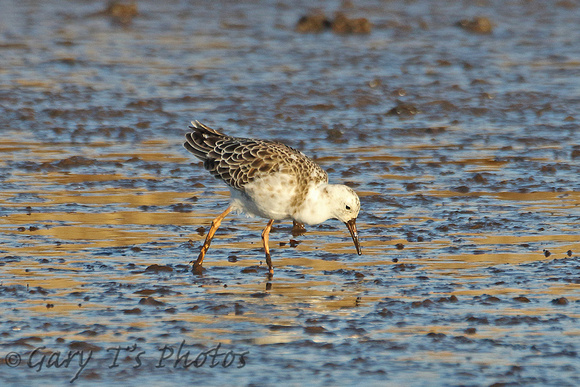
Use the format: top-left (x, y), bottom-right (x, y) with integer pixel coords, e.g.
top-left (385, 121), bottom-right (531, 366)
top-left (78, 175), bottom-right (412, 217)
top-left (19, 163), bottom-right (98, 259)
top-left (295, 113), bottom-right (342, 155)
top-left (1, 1), bottom-right (579, 386)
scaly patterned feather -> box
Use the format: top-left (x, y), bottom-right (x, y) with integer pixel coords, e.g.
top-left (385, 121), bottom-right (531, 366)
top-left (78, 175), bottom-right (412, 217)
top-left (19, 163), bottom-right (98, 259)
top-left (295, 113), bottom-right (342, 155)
top-left (184, 121), bottom-right (328, 191)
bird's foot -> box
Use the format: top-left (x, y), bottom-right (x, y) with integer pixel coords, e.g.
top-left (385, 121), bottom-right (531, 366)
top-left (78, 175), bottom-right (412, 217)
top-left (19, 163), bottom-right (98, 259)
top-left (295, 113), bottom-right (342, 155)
top-left (291, 221), bottom-right (306, 236)
top-left (191, 262), bottom-right (205, 275)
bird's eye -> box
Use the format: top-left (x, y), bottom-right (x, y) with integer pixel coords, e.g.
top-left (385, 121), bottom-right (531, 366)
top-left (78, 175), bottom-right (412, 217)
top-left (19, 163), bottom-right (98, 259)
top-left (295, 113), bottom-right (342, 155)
top-left (345, 205), bottom-right (351, 210)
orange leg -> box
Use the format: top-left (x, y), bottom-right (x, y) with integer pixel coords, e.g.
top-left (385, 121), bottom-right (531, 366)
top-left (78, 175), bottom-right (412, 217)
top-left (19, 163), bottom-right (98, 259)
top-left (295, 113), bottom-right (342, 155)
top-left (261, 219), bottom-right (275, 275)
top-left (193, 206), bottom-right (232, 273)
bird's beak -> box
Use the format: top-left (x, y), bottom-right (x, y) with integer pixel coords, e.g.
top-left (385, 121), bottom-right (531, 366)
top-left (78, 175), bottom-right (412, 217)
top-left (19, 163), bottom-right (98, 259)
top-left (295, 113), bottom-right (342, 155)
top-left (345, 218), bottom-right (362, 255)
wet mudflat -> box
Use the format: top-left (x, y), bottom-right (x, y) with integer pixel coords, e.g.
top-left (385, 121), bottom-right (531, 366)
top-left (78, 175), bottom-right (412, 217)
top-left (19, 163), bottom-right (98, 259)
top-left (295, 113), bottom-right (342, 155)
top-left (1, 1), bottom-right (579, 385)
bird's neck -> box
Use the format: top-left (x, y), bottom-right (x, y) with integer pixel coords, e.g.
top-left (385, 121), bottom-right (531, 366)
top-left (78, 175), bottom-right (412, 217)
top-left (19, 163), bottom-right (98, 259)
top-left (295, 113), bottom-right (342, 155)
top-left (291, 183), bottom-right (334, 226)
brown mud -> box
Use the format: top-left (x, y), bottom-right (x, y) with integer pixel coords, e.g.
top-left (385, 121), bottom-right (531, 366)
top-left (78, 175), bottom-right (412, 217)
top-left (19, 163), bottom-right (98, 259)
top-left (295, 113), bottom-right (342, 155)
top-left (1, 1), bottom-right (579, 386)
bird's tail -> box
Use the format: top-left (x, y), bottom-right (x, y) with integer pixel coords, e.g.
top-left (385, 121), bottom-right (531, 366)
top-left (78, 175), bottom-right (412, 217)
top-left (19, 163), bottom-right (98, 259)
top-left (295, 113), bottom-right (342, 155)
top-left (183, 121), bottom-right (226, 161)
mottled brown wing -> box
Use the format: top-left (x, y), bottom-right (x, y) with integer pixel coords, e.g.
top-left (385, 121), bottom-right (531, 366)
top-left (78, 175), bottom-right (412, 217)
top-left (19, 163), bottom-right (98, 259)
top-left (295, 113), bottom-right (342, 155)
top-left (204, 137), bottom-right (328, 190)
top-left (184, 121), bottom-right (328, 190)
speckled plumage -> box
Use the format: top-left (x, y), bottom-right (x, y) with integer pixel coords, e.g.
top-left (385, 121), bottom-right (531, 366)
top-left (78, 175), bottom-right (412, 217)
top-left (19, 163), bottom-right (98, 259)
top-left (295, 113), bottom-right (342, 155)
top-left (184, 120), bottom-right (328, 218)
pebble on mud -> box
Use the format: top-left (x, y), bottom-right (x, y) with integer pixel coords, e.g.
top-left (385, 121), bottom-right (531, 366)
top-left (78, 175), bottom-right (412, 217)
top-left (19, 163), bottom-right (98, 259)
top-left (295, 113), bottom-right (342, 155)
top-left (79, 330), bottom-right (99, 337)
top-left (139, 296), bottom-right (165, 306)
top-left (12, 337), bottom-right (43, 346)
top-left (551, 297), bottom-right (568, 305)
top-left (101, 1), bottom-right (138, 26)
top-left (404, 182), bottom-right (420, 191)
top-left (332, 12), bottom-right (372, 34)
top-left (268, 324), bottom-right (295, 331)
top-left (296, 11), bottom-right (371, 34)
top-left (170, 203), bottom-right (194, 212)
top-left (304, 326), bottom-right (326, 334)
top-left (250, 292), bottom-right (269, 298)
top-left (386, 102), bottom-right (419, 117)
top-left (52, 156), bottom-right (97, 169)
top-left (289, 239), bottom-right (300, 247)
top-left (484, 295), bottom-right (501, 303)
top-left (412, 299), bottom-right (434, 308)
top-left (437, 295), bottom-right (458, 303)
top-left (456, 17), bottom-right (493, 34)
top-left (145, 264), bottom-right (173, 273)
top-left (69, 341), bottom-right (102, 352)
top-left (296, 12), bottom-right (330, 33)
top-left (426, 332), bottom-right (446, 341)
top-left (471, 173), bottom-right (488, 184)
top-left (123, 307), bottom-right (142, 315)
top-left (392, 263), bottom-right (415, 272)
top-left (453, 185), bottom-right (470, 193)
top-left (543, 249), bottom-right (551, 257)
top-left (234, 303), bottom-right (244, 315)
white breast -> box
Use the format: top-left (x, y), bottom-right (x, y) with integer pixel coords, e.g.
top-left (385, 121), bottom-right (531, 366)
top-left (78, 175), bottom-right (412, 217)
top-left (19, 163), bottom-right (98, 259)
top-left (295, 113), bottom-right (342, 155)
top-left (230, 173), bottom-right (297, 220)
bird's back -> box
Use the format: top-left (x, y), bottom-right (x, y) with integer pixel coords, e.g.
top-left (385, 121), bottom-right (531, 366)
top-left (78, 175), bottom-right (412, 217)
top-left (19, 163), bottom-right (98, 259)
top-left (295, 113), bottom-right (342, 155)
top-left (184, 121), bottom-right (328, 191)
